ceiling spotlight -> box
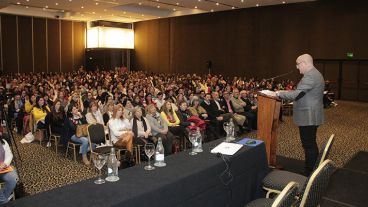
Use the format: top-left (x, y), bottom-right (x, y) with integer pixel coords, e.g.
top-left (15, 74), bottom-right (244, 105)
top-left (176, 3), bottom-right (179, 5)
top-left (55, 3), bottom-right (58, 6)
top-left (157, 5), bottom-right (160, 8)
top-left (92, 12), bottom-right (95, 14)
top-left (26, 0), bottom-right (29, 2)
top-left (81, 6), bottom-right (84, 9)
top-left (45, 5), bottom-right (48, 8)
top-left (216, 3), bottom-right (219, 6)
top-left (256, 4), bottom-right (259, 7)
top-left (282, 1), bottom-right (286, 3)
top-left (232, 6), bottom-right (235, 9)
top-left (138, 2), bottom-right (142, 5)
top-left (173, 8), bottom-right (176, 11)
top-left (194, 6), bottom-right (198, 9)
top-left (17, 2), bottom-right (20, 5)
top-left (95, 2), bottom-right (99, 5)
top-left (210, 9), bottom-right (214, 12)
top-left (26, 6), bottom-right (29, 8)
top-left (241, 0), bottom-right (244, 2)
top-left (69, 0), bottom-right (72, 2)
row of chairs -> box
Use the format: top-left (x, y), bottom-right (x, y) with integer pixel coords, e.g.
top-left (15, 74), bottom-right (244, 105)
top-left (246, 134), bottom-right (336, 207)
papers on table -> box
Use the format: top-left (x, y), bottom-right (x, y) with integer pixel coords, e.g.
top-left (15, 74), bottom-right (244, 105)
top-left (210, 142), bottom-right (243, 155)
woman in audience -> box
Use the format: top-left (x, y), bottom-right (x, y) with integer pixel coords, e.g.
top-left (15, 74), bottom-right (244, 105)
top-left (160, 101), bottom-right (185, 140)
top-left (130, 107), bottom-right (153, 145)
top-left (146, 104), bottom-right (173, 155)
top-left (122, 99), bottom-right (134, 120)
top-left (50, 100), bottom-right (66, 146)
top-left (32, 96), bottom-right (51, 136)
top-left (102, 102), bottom-right (114, 125)
top-left (0, 136), bottom-right (18, 204)
top-left (65, 104), bottom-right (90, 165)
top-left (108, 104), bottom-right (134, 162)
top-left (85, 101), bottom-right (104, 125)
top-left (145, 93), bottom-right (156, 108)
top-left (188, 96), bottom-right (209, 121)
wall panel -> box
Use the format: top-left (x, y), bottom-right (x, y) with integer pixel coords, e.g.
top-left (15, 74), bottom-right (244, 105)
top-left (33, 18), bottom-right (47, 73)
top-left (1, 14), bottom-right (17, 73)
top-left (61, 20), bottom-right (73, 72)
top-left (73, 21), bottom-right (85, 70)
top-left (47, 19), bottom-right (60, 72)
top-left (18, 16), bottom-right (33, 73)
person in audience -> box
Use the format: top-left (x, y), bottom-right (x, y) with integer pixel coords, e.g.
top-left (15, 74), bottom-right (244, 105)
top-left (146, 104), bottom-right (173, 155)
top-left (85, 101), bottom-right (104, 125)
top-left (32, 96), bottom-right (51, 136)
top-left (130, 107), bottom-right (153, 145)
top-left (8, 93), bottom-right (24, 133)
top-left (145, 93), bottom-right (156, 108)
top-left (0, 137), bottom-right (18, 205)
top-left (160, 101), bottom-right (185, 139)
top-left (65, 104), bottom-right (90, 165)
top-left (102, 102), bottom-right (114, 125)
top-left (220, 91), bottom-right (249, 133)
top-left (50, 100), bottom-right (66, 146)
top-left (122, 99), bottom-right (134, 120)
top-left (200, 93), bottom-right (223, 139)
top-left (240, 90), bottom-right (257, 130)
top-left (108, 104), bottom-right (134, 162)
top-left (154, 92), bottom-right (165, 111)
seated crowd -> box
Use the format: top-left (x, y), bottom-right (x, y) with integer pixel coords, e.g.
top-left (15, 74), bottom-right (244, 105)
top-left (0, 69), bottom-right (296, 166)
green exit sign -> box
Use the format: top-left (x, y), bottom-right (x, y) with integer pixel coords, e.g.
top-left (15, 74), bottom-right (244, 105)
top-left (346, 52), bottom-right (354, 58)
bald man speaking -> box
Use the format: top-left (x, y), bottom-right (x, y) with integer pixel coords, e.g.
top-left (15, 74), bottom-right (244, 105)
top-left (276, 54), bottom-right (325, 176)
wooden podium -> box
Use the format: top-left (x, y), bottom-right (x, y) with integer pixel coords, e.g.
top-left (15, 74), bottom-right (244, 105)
top-left (257, 92), bottom-right (281, 166)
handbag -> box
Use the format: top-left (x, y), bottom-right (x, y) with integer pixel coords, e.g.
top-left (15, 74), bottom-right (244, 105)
top-left (34, 129), bottom-right (44, 142)
top-left (76, 124), bottom-right (89, 138)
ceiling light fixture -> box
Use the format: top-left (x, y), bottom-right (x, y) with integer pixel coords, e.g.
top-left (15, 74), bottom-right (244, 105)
top-left (282, 1), bottom-right (286, 3)
top-left (157, 5), bottom-right (160, 8)
top-left (16, 2), bottom-right (20, 5)
top-left (173, 8), bottom-right (176, 11)
top-left (256, 4), bottom-right (259, 7)
top-left (55, 3), bottom-right (58, 6)
top-left (211, 9), bottom-right (214, 12)
top-left (195, 6), bottom-right (198, 9)
top-left (232, 6), bottom-right (235, 9)
top-left (216, 3), bottom-right (219, 6)
top-left (81, 6), bottom-right (84, 9)
top-left (96, 2), bottom-right (99, 5)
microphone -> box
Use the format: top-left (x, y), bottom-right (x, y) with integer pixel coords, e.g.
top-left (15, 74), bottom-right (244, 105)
top-left (266, 70), bottom-right (294, 81)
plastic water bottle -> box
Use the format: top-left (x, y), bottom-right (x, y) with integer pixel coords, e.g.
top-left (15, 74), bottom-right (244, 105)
top-left (228, 118), bottom-right (236, 141)
top-left (193, 128), bottom-right (203, 153)
top-left (106, 148), bottom-right (119, 182)
top-left (154, 138), bottom-right (166, 167)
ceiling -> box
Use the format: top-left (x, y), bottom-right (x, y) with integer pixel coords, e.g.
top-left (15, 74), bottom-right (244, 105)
top-left (0, 0), bottom-right (316, 23)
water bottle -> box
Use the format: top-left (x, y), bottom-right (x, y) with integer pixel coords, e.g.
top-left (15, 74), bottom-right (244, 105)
top-left (154, 138), bottom-right (166, 167)
top-left (193, 128), bottom-right (203, 153)
top-left (106, 148), bottom-right (119, 182)
top-left (228, 118), bottom-right (236, 141)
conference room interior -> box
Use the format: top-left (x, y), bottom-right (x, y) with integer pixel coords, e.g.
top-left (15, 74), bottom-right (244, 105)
top-left (0, 0), bottom-right (367, 206)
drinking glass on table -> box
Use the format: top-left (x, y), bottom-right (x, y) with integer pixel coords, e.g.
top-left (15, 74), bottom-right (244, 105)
top-left (144, 143), bottom-right (155, 170)
top-left (188, 131), bottom-right (198, 155)
top-left (92, 154), bottom-right (107, 184)
top-left (223, 122), bottom-right (231, 142)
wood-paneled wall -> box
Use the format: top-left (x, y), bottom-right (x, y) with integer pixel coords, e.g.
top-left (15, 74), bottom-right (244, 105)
top-left (0, 14), bottom-right (86, 74)
top-left (132, 0), bottom-right (368, 80)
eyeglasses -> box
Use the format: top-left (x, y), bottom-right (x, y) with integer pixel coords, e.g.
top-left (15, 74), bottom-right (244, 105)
top-left (296, 62), bottom-right (303, 67)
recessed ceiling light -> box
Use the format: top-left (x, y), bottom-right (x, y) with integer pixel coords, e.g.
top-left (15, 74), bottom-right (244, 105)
top-left (92, 12), bottom-right (95, 14)
top-left (211, 9), bottom-right (214, 12)
top-left (81, 6), bottom-right (84, 9)
top-left (69, 0), bottom-right (72, 2)
top-left (157, 5), bottom-right (160, 8)
top-left (26, 0), bottom-right (29, 2)
top-left (173, 8), bottom-right (176, 11)
top-left (16, 2), bottom-right (20, 5)
top-left (176, 3), bottom-right (179, 5)
top-left (282, 1), bottom-right (286, 3)
top-left (138, 2), bottom-right (142, 5)
top-left (256, 4), bottom-right (259, 7)
top-left (198, 0), bottom-right (201, 2)
top-left (26, 6), bottom-right (29, 8)
top-left (55, 3), bottom-right (58, 6)
top-left (95, 2), bottom-right (99, 5)
top-left (216, 3), bottom-right (219, 6)
top-left (241, 0), bottom-right (244, 3)
top-left (195, 6), bottom-right (198, 9)
top-left (232, 7), bottom-right (235, 9)
top-left (45, 5), bottom-right (48, 8)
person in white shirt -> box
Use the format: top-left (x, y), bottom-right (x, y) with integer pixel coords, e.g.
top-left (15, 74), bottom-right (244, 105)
top-left (154, 92), bottom-right (165, 111)
top-left (107, 104), bottom-right (133, 154)
top-left (85, 101), bottom-right (104, 125)
top-left (130, 107), bottom-right (153, 145)
top-left (0, 138), bottom-right (18, 204)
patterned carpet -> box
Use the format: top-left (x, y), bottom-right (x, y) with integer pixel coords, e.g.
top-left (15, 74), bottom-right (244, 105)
top-left (9, 100), bottom-right (368, 196)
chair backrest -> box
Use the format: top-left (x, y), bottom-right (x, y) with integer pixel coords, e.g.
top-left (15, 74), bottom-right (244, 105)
top-left (271, 182), bottom-right (299, 207)
top-left (314, 134), bottom-right (335, 170)
top-left (298, 160), bottom-right (335, 207)
top-left (87, 123), bottom-right (105, 144)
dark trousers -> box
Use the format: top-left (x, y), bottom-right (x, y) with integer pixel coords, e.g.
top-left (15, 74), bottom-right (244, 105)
top-left (299, 125), bottom-right (319, 175)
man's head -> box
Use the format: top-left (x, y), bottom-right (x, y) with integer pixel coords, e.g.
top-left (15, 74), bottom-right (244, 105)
top-left (296, 54), bottom-right (314, 74)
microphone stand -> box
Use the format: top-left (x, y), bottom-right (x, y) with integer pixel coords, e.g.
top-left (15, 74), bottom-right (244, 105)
top-left (266, 70), bottom-right (294, 81)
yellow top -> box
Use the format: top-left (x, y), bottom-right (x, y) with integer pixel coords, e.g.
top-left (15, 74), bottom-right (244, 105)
top-left (160, 111), bottom-right (180, 126)
top-left (24, 100), bottom-right (34, 114)
top-left (32, 106), bottom-right (50, 124)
